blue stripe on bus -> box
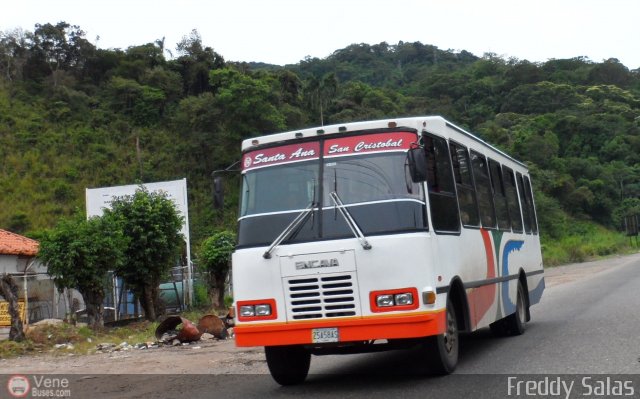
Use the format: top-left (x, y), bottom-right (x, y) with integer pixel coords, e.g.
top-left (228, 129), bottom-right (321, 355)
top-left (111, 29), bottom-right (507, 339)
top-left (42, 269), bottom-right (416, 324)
top-left (501, 240), bottom-right (524, 315)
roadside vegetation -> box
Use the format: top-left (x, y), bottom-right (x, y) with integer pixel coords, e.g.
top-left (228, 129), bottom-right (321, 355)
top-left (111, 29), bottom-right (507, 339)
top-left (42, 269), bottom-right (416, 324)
top-left (0, 306), bottom-right (225, 359)
top-left (541, 222), bottom-right (632, 266)
top-left (0, 320), bottom-right (156, 359)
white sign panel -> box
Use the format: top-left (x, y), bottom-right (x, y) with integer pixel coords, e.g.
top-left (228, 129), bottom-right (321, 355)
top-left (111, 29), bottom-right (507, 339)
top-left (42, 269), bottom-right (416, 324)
top-left (85, 178), bottom-right (189, 241)
top-left (85, 178), bottom-right (192, 304)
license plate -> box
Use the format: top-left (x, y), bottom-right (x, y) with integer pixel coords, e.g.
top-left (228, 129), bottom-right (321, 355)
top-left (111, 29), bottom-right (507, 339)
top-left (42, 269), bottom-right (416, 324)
top-left (312, 328), bottom-right (339, 343)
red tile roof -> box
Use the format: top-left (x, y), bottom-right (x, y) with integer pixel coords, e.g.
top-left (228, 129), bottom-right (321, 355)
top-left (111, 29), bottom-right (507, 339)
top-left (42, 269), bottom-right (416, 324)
top-left (0, 229), bottom-right (39, 256)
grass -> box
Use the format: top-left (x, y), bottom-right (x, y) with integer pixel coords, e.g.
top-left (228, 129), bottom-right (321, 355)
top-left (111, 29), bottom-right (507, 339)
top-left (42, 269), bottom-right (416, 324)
top-left (0, 304), bottom-right (231, 360)
top-left (541, 221), bottom-right (635, 266)
top-left (0, 319), bottom-right (158, 360)
top-left (0, 339), bottom-right (38, 359)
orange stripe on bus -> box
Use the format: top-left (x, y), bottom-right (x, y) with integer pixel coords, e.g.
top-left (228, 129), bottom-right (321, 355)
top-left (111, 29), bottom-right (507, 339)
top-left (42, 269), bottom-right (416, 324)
top-left (467, 228), bottom-right (498, 328)
top-left (234, 310), bottom-right (446, 347)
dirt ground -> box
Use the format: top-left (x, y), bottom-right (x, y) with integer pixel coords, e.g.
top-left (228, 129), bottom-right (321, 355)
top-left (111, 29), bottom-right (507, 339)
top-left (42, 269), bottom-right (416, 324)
top-left (2, 252), bottom-right (639, 375)
top-left (1, 338), bottom-right (269, 375)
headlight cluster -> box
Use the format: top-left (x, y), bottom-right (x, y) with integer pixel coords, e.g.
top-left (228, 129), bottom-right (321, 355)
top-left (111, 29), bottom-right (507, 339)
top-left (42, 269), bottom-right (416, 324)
top-left (375, 293), bottom-right (414, 307)
top-left (240, 304), bottom-right (272, 317)
top-left (236, 299), bottom-right (277, 321)
top-left (370, 288), bottom-right (420, 312)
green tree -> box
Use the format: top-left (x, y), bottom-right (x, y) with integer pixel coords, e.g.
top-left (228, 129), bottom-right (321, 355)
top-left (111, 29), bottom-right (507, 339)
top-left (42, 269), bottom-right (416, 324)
top-left (277, 70), bottom-right (303, 104)
top-left (197, 230), bottom-right (235, 309)
top-left (587, 58), bottom-right (631, 87)
top-left (209, 67), bottom-right (286, 134)
top-left (26, 22), bottom-right (93, 86)
top-left (501, 81), bottom-right (581, 114)
top-left (612, 198), bottom-right (640, 230)
top-left (0, 28), bottom-right (29, 82)
top-left (304, 73), bottom-right (337, 125)
top-left (105, 188), bottom-right (183, 321)
top-left (173, 67), bottom-right (288, 177)
top-left (38, 213), bottom-right (126, 328)
top-left (104, 76), bottom-right (165, 126)
top-left (141, 66), bottom-right (183, 107)
top-left (174, 29), bottom-right (225, 95)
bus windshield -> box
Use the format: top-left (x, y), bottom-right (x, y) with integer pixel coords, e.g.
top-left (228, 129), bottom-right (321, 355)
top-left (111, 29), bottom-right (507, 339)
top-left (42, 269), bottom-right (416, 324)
top-left (237, 132), bottom-right (427, 248)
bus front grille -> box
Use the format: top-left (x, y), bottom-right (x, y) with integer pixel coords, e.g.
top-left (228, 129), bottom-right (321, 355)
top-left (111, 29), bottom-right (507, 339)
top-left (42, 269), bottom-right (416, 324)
top-left (285, 274), bottom-right (359, 320)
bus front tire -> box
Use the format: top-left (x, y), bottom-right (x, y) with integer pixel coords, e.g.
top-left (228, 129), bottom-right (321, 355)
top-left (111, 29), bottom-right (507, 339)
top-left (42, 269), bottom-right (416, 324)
top-left (424, 297), bottom-right (459, 374)
top-left (265, 345), bottom-right (311, 386)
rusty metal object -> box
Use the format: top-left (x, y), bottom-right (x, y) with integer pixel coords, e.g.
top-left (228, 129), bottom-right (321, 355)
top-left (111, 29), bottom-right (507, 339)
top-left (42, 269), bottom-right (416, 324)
top-left (197, 314), bottom-right (227, 339)
top-left (154, 316), bottom-right (202, 342)
top-left (176, 318), bottom-right (202, 342)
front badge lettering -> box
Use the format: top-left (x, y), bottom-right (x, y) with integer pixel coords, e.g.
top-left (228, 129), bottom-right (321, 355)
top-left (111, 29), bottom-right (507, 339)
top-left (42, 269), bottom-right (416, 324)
top-left (295, 258), bottom-right (340, 270)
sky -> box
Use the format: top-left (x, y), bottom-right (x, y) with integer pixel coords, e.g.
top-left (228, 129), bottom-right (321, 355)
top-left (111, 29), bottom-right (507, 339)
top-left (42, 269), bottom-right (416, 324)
top-left (1, 0), bottom-right (639, 69)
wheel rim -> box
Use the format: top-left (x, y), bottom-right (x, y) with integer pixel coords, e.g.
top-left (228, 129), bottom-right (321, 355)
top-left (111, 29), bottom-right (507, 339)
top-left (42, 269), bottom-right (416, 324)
top-left (444, 308), bottom-right (457, 354)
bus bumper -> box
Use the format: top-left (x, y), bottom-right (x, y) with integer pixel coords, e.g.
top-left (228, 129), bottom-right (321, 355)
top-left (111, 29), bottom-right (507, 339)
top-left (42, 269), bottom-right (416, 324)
top-left (234, 310), bottom-right (446, 347)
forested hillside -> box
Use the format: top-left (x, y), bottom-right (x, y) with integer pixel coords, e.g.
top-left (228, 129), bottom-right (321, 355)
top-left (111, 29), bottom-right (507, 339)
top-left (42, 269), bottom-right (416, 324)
top-left (1, 23), bottom-right (639, 263)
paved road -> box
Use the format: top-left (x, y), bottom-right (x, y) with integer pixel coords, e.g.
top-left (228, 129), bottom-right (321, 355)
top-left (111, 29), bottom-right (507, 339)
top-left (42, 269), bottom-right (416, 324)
top-left (302, 252), bottom-right (640, 376)
top-left (19, 254), bottom-right (640, 398)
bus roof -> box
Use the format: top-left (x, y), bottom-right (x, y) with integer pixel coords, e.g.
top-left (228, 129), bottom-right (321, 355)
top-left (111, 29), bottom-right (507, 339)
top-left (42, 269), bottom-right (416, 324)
top-left (241, 116), bottom-right (527, 169)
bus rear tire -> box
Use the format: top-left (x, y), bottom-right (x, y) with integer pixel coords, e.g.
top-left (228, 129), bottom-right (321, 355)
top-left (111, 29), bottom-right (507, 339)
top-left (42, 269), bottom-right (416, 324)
top-left (491, 280), bottom-right (527, 337)
top-left (504, 280), bottom-right (527, 335)
top-left (424, 297), bottom-right (459, 374)
top-left (265, 345), bottom-right (311, 385)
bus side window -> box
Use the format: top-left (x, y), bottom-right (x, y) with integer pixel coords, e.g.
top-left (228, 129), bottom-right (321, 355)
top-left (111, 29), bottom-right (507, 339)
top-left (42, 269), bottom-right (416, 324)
top-left (488, 159), bottom-right (511, 230)
top-left (470, 151), bottom-right (496, 229)
top-left (503, 166), bottom-right (523, 233)
top-left (449, 143), bottom-right (480, 227)
top-left (523, 176), bottom-right (539, 234)
top-left (424, 134), bottom-right (460, 233)
top-left (516, 172), bottom-right (533, 234)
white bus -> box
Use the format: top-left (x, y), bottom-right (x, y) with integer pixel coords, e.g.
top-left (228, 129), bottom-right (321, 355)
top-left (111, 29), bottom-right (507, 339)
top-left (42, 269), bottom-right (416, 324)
top-left (229, 116), bottom-right (544, 385)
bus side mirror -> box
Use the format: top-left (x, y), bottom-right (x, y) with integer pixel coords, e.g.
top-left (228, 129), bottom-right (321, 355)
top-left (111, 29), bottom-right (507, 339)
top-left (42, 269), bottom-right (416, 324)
top-left (407, 147), bottom-right (428, 183)
top-left (213, 176), bottom-right (224, 209)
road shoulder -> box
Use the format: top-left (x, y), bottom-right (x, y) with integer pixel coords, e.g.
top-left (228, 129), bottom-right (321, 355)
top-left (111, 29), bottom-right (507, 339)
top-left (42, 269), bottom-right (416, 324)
top-left (543, 251), bottom-right (640, 287)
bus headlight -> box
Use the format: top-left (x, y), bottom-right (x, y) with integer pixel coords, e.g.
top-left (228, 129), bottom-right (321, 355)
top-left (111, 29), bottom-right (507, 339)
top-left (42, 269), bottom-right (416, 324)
top-left (254, 304), bottom-right (272, 316)
top-left (394, 293), bottom-right (414, 306)
top-left (375, 294), bottom-right (395, 307)
top-left (240, 305), bottom-right (256, 317)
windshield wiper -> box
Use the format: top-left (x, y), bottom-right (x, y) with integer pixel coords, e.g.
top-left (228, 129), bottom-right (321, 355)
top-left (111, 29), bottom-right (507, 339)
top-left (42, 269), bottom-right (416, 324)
top-left (329, 191), bottom-right (372, 250)
top-left (263, 202), bottom-right (315, 259)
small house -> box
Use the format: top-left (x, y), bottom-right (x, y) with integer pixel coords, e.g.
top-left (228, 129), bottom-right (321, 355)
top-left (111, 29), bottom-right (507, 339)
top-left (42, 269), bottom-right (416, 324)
top-left (0, 229), bottom-right (81, 338)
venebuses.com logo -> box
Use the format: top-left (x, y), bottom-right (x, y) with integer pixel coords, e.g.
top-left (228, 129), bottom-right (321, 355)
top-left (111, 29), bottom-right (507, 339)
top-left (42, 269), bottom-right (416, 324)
top-left (7, 375), bottom-right (30, 398)
top-left (6, 374), bottom-right (72, 398)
